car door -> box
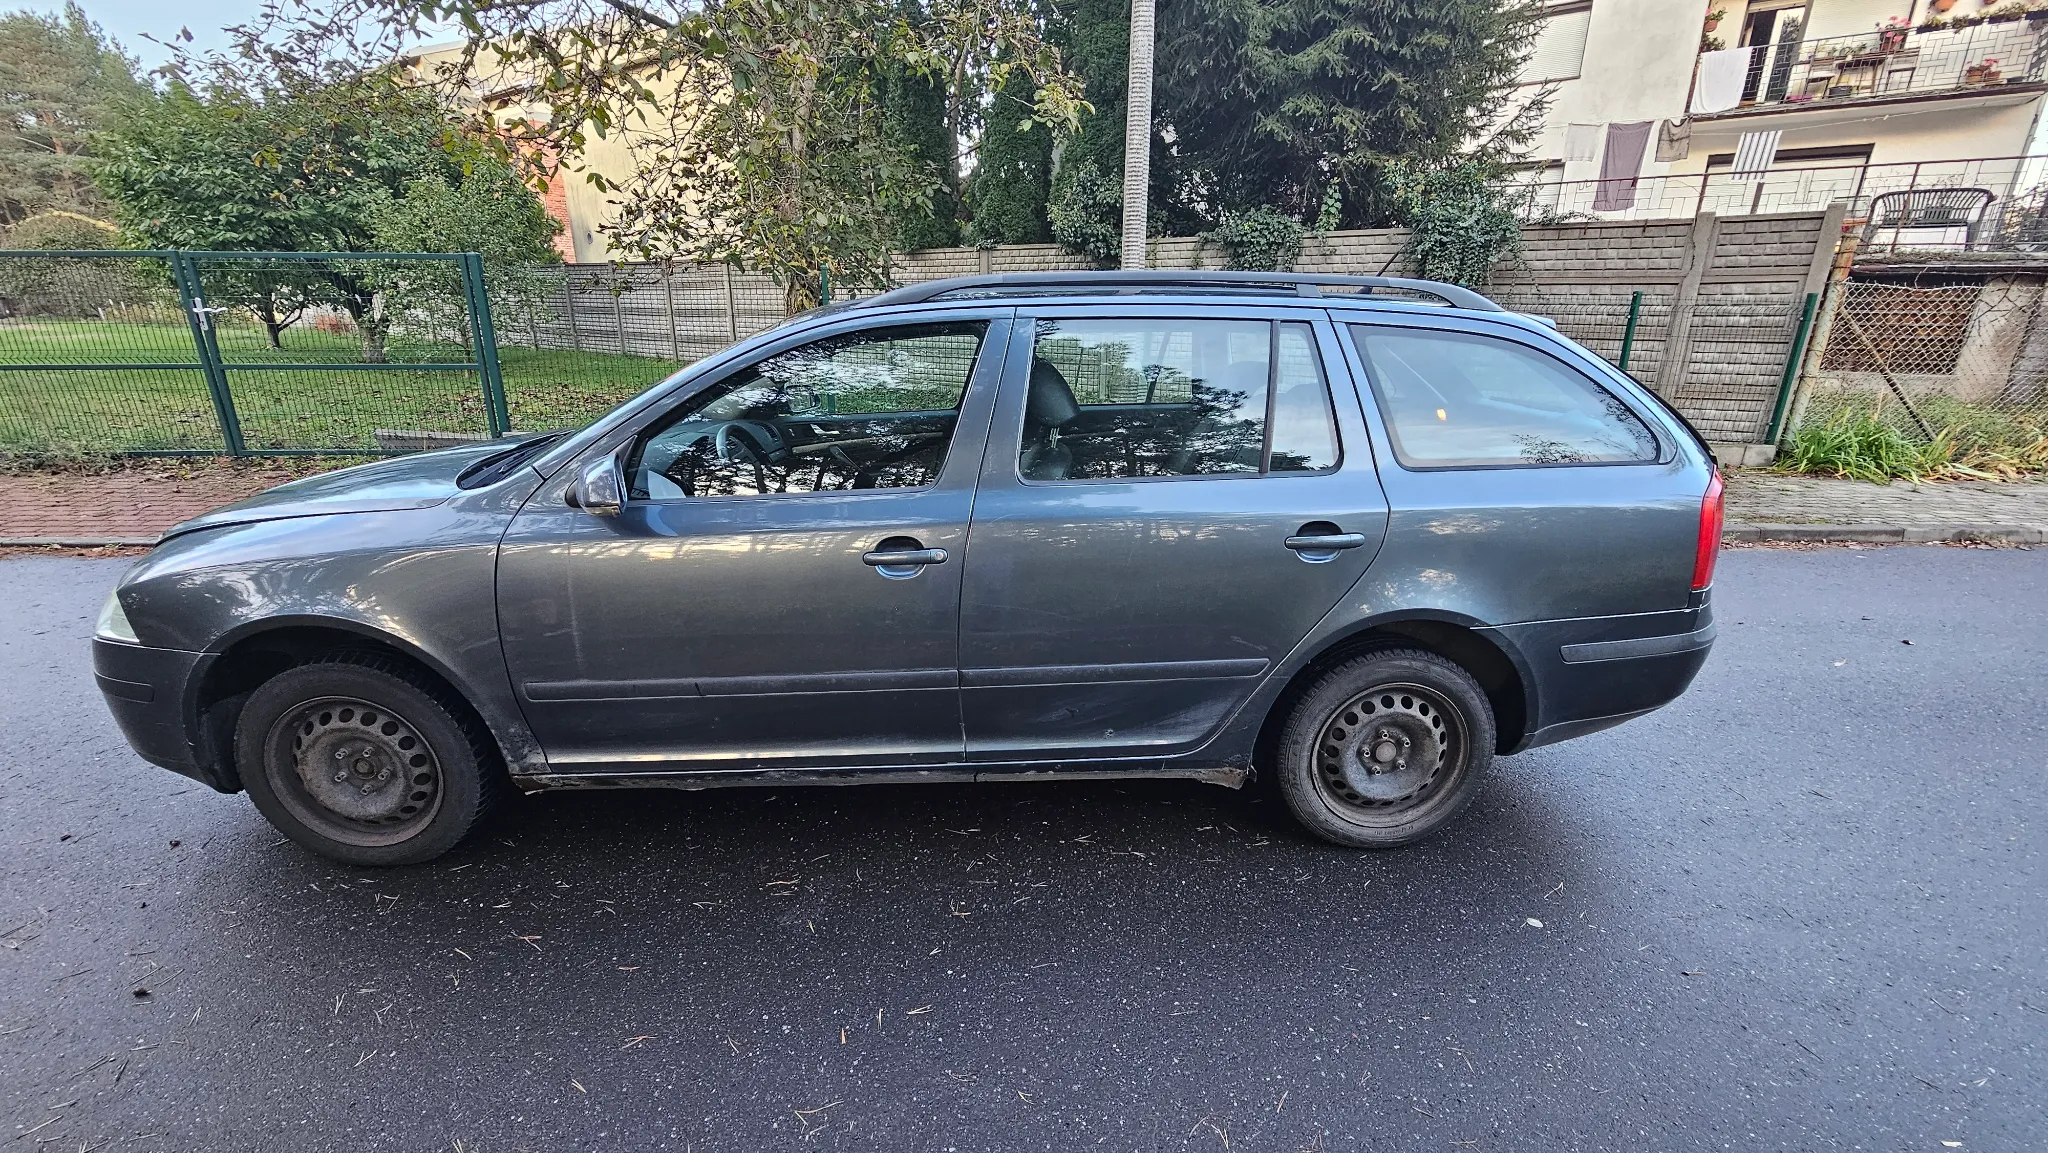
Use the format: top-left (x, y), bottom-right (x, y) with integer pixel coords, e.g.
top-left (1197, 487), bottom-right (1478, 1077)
top-left (956, 305), bottom-right (1388, 762)
top-left (496, 312), bottom-right (1008, 775)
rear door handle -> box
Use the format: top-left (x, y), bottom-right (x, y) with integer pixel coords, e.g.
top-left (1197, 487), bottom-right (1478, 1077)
top-left (863, 547), bottom-right (949, 567)
top-left (1284, 533), bottom-right (1368, 551)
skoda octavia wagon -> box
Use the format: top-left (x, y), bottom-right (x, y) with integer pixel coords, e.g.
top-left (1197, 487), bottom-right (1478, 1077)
top-left (94, 271), bottom-right (1721, 865)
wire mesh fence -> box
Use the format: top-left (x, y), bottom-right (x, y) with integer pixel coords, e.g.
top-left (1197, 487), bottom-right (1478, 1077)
top-left (187, 253), bottom-right (501, 453)
top-left (0, 250), bottom-right (520, 455)
top-left (0, 252), bottom-right (227, 452)
top-left (1790, 279), bottom-right (2048, 475)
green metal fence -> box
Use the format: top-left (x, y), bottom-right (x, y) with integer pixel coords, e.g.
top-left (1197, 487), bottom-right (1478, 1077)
top-left (0, 250), bottom-right (510, 456)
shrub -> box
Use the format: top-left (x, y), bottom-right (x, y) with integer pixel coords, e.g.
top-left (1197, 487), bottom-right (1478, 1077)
top-left (0, 211), bottom-right (151, 318)
top-left (1048, 161), bottom-right (1122, 267)
top-left (1201, 206), bottom-right (1307, 271)
top-left (1386, 159), bottom-right (1523, 287)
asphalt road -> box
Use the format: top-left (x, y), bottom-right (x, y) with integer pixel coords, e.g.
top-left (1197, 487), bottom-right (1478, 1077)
top-left (1, 546), bottom-right (2042, 1152)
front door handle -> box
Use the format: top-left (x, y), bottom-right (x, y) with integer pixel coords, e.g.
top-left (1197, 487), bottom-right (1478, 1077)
top-left (863, 537), bottom-right (948, 579)
top-left (862, 547), bottom-right (949, 567)
top-left (1284, 532), bottom-right (1368, 551)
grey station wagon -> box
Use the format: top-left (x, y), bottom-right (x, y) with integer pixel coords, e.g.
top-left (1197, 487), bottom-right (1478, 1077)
top-left (93, 271), bottom-right (1722, 866)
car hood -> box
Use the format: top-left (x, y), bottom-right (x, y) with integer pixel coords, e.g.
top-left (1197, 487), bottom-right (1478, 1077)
top-left (158, 439), bottom-right (529, 542)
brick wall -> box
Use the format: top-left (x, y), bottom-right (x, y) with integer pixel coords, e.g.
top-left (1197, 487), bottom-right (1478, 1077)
top-left (522, 210), bottom-right (1841, 444)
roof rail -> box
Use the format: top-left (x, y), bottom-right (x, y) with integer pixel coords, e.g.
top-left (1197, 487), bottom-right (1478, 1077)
top-left (853, 270), bottom-right (1505, 312)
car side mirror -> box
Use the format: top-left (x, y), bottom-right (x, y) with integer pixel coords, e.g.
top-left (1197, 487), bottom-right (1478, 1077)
top-left (567, 453), bottom-right (624, 517)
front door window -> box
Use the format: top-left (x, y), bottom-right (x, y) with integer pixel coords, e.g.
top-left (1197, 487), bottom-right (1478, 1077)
top-left (628, 321), bottom-right (987, 499)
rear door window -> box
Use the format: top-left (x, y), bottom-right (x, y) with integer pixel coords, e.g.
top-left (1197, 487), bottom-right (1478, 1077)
top-left (1351, 326), bottom-right (1658, 469)
top-left (1022, 317), bottom-right (1340, 480)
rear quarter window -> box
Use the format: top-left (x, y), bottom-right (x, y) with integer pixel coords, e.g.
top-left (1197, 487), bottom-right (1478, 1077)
top-left (1351, 326), bottom-right (1659, 469)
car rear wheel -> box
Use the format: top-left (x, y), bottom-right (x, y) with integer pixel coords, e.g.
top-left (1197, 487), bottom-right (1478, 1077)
top-left (1275, 649), bottom-right (1495, 848)
top-left (236, 653), bottom-right (503, 866)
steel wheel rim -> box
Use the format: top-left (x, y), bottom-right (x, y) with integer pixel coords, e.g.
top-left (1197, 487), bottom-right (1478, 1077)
top-left (265, 695), bottom-right (443, 847)
top-left (1311, 681), bottom-right (1468, 825)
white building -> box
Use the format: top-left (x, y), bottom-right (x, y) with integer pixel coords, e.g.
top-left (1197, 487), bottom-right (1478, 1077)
top-left (1516, 0), bottom-right (2048, 237)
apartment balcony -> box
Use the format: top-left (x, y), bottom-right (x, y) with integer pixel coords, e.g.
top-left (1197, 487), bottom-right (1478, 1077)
top-left (1693, 18), bottom-right (2048, 118)
top-left (1513, 154), bottom-right (2048, 254)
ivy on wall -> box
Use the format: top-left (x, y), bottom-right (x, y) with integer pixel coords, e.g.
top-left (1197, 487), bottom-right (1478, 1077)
top-left (1387, 160), bottom-right (1524, 287)
top-left (1200, 206), bottom-right (1307, 271)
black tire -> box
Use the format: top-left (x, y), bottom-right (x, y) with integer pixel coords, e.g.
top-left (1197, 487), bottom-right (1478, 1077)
top-left (1274, 648), bottom-right (1495, 849)
top-left (235, 652), bottom-right (505, 867)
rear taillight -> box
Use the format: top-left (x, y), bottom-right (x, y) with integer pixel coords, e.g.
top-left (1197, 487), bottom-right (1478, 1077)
top-left (1692, 472), bottom-right (1724, 591)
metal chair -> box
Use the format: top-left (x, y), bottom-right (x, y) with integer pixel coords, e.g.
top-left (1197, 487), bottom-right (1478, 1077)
top-left (1860, 187), bottom-right (1996, 250)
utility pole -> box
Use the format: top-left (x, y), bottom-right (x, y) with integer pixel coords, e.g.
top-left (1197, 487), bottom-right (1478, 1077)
top-left (1119, 0), bottom-right (1156, 269)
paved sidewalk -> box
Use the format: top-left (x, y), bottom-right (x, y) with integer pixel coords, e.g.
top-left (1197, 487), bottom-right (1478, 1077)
top-left (2, 463), bottom-right (2045, 545)
top-left (0, 466), bottom-right (291, 544)
top-left (1724, 471), bottom-right (2048, 543)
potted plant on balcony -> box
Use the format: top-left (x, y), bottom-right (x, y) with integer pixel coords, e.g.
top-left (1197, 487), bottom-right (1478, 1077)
top-left (1704, 6), bottom-right (1725, 33)
top-left (1965, 56), bottom-right (2003, 83)
top-left (1878, 16), bottom-right (1909, 51)
top-left (1983, 0), bottom-right (2027, 23)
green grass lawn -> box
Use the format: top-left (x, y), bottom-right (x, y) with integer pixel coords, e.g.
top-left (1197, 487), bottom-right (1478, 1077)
top-left (0, 316), bottom-right (685, 453)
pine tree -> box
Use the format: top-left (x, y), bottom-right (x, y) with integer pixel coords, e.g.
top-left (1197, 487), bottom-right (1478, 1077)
top-left (1157, 0), bottom-right (1544, 227)
top-left (969, 68), bottom-right (1052, 244)
top-left (1054, 0), bottom-right (1130, 186)
top-left (0, 3), bottom-right (142, 226)
top-left (882, 53), bottom-right (961, 251)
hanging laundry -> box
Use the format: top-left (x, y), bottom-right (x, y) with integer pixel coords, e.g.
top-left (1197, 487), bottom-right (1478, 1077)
top-left (1593, 121), bottom-right (1654, 211)
top-left (1656, 119), bottom-right (1692, 162)
top-left (1692, 47), bottom-right (1751, 114)
top-left (1729, 130), bottom-right (1783, 182)
top-left (1563, 124), bottom-right (1602, 163)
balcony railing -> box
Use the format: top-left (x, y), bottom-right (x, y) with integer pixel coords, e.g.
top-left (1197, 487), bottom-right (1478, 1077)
top-left (1512, 154), bottom-right (2048, 252)
top-left (1695, 18), bottom-right (2048, 114)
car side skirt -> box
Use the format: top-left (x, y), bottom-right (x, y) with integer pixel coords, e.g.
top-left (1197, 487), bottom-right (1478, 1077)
top-left (515, 759), bottom-right (1251, 793)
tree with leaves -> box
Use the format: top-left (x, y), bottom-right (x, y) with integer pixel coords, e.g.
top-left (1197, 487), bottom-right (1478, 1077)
top-left (231, 0), bottom-right (1085, 314)
top-left (95, 66), bottom-right (514, 356)
top-left (0, 3), bottom-right (143, 226)
top-left (369, 156), bottom-right (565, 346)
top-left (882, 65), bottom-right (961, 252)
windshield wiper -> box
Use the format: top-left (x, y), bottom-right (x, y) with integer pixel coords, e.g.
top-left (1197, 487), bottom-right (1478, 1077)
top-left (457, 432), bottom-right (568, 489)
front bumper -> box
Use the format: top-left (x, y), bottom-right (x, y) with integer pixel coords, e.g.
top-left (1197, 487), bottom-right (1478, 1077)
top-left (92, 639), bottom-right (235, 792)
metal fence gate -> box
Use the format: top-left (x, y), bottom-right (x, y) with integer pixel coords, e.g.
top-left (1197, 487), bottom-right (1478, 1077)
top-left (0, 250), bottom-right (509, 455)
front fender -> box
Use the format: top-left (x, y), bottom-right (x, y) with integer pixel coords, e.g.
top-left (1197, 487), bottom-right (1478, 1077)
top-left (115, 476), bottom-right (547, 776)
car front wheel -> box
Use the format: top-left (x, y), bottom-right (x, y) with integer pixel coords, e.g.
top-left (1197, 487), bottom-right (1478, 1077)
top-left (1275, 648), bottom-right (1495, 848)
top-left (236, 652), bottom-right (503, 866)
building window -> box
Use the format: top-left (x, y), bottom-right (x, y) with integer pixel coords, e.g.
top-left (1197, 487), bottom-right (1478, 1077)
top-left (1519, 2), bottom-right (1593, 84)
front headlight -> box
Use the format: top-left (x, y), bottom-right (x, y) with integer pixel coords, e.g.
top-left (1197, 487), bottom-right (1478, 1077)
top-left (96, 590), bottom-right (139, 644)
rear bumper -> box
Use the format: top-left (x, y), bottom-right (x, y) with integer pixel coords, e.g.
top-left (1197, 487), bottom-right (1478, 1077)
top-left (92, 639), bottom-right (235, 792)
top-left (1497, 604), bottom-right (1715, 753)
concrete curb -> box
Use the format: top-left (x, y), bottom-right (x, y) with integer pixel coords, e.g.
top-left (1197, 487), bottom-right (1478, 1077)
top-left (1724, 522), bottom-right (2045, 544)
top-left (0, 537), bottom-right (157, 548)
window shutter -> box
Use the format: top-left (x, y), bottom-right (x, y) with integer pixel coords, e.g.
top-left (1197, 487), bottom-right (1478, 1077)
top-left (1520, 8), bottom-right (1593, 83)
